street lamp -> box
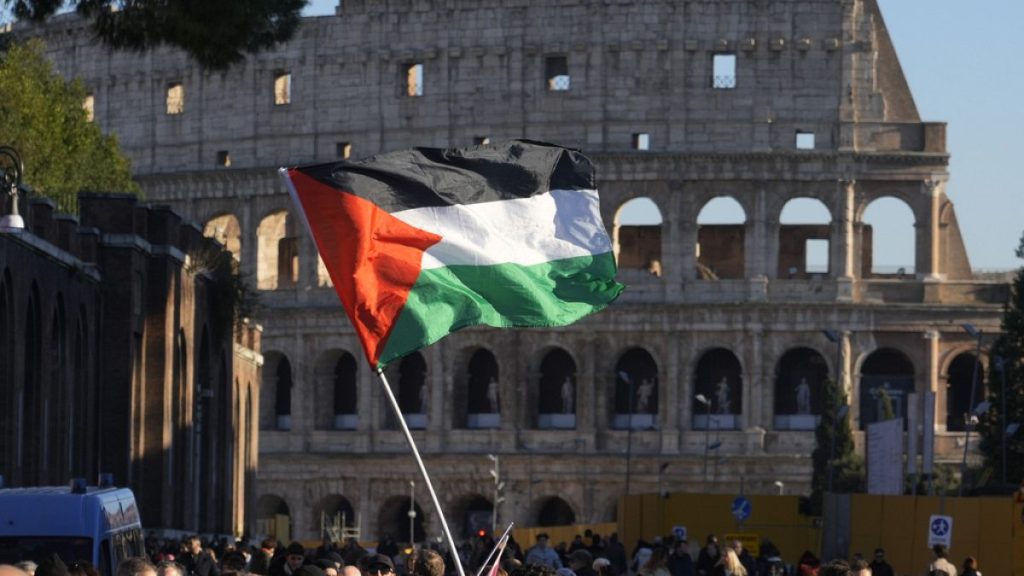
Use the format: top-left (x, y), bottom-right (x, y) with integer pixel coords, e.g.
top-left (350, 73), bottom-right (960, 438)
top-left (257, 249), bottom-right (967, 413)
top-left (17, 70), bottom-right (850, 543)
top-left (959, 323), bottom-right (984, 497)
top-left (774, 480), bottom-right (785, 496)
top-left (408, 481), bottom-right (417, 544)
top-left (696, 394), bottom-right (711, 482)
top-left (0, 146), bottom-right (25, 230)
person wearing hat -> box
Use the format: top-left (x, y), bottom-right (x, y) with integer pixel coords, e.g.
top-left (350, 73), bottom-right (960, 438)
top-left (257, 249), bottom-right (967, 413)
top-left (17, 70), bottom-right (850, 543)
top-left (181, 537), bottom-right (220, 576)
top-left (526, 534), bottom-right (562, 569)
top-left (359, 555), bottom-right (395, 576)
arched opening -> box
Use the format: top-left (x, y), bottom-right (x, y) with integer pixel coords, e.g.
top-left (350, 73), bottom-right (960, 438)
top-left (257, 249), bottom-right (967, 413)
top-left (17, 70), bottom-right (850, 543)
top-left (773, 347), bottom-right (829, 430)
top-left (465, 348), bottom-right (500, 429)
top-left (861, 197), bottom-right (916, 277)
top-left (257, 211), bottom-right (298, 290)
top-left (696, 196), bottom-right (746, 280)
top-left (692, 348), bottom-right (743, 430)
top-left (946, 352), bottom-right (985, 432)
top-left (333, 352), bottom-right (358, 430)
top-left (451, 494), bottom-right (494, 539)
top-left (859, 348), bottom-right (915, 430)
top-left (255, 494), bottom-right (291, 541)
top-left (613, 348), bottom-right (659, 429)
top-left (614, 197), bottom-right (664, 276)
top-left (378, 496), bottom-right (426, 544)
top-left (537, 348), bottom-right (576, 429)
top-left (778, 198), bottom-right (832, 278)
top-left (311, 494), bottom-right (357, 539)
top-left (384, 352), bottom-right (427, 429)
top-left (203, 213), bottom-right (242, 262)
top-left (535, 496), bottom-right (576, 527)
top-left (260, 352), bottom-right (293, 431)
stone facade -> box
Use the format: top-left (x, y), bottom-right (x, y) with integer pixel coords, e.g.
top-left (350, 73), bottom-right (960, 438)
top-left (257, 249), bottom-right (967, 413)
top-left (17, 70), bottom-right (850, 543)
top-left (0, 193), bottom-right (262, 537)
top-left (16, 0), bottom-right (1010, 542)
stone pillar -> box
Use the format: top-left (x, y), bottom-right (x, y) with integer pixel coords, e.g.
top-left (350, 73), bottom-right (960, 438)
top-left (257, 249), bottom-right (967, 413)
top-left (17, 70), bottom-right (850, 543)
top-left (679, 196), bottom-right (698, 283)
top-left (833, 179), bottom-right (856, 282)
top-left (239, 198), bottom-right (257, 280)
top-left (664, 189), bottom-right (684, 299)
top-left (924, 330), bottom-right (943, 431)
top-left (578, 336), bottom-right (596, 434)
top-left (917, 179), bottom-right (945, 281)
top-left (661, 333), bottom-right (680, 452)
top-left (841, 331), bottom-right (856, 427)
top-left (747, 184), bottom-right (769, 279)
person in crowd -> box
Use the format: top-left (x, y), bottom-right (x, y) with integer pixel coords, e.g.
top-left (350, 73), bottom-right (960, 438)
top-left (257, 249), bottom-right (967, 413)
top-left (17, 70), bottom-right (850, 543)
top-left (849, 558), bottom-right (869, 576)
top-left (817, 561), bottom-right (851, 576)
top-left (567, 550), bottom-right (595, 576)
top-left (35, 555), bottom-right (69, 576)
top-left (378, 537), bottom-right (399, 563)
top-left (526, 534), bottom-right (562, 569)
top-left (630, 541), bottom-right (652, 576)
top-left (927, 545), bottom-right (956, 576)
top-left (588, 536), bottom-right (605, 559)
top-left (359, 554), bottom-right (395, 576)
top-left (14, 563), bottom-right (36, 576)
top-left (68, 561), bottom-right (100, 576)
top-left (796, 552), bottom-right (820, 576)
top-left (666, 540), bottom-right (694, 576)
top-left (222, 551), bottom-right (248, 574)
top-left (156, 562), bottom-right (184, 576)
top-left (696, 537), bottom-right (720, 576)
top-left (1, 566), bottom-right (30, 576)
top-left (592, 559), bottom-right (614, 576)
top-left (341, 540), bottom-right (367, 569)
top-left (315, 561), bottom-right (338, 576)
top-left (408, 550), bottom-right (444, 576)
top-left (638, 547), bottom-right (670, 576)
top-left (117, 558), bottom-right (158, 576)
top-left (342, 567), bottom-right (361, 576)
top-left (277, 543), bottom-right (307, 576)
top-left (728, 542), bottom-right (755, 576)
top-left (712, 549), bottom-right (745, 576)
top-left (755, 542), bottom-right (784, 576)
top-left (181, 537), bottom-right (221, 576)
top-left (604, 535), bottom-right (627, 576)
top-left (866, 550), bottom-right (890, 576)
top-left (960, 557), bottom-right (979, 576)
top-left (250, 539), bottom-right (277, 576)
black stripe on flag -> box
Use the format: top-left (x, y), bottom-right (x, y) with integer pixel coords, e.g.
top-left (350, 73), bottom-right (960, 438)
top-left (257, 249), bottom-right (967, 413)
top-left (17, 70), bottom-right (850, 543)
top-left (293, 140), bottom-right (595, 213)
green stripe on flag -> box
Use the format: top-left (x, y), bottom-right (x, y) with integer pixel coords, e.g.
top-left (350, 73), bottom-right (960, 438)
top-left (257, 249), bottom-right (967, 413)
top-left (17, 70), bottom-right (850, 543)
top-left (379, 252), bottom-right (624, 366)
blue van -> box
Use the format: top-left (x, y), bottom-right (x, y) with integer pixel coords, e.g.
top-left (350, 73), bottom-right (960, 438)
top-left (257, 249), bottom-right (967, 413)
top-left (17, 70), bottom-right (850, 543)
top-left (0, 481), bottom-right (145, 576)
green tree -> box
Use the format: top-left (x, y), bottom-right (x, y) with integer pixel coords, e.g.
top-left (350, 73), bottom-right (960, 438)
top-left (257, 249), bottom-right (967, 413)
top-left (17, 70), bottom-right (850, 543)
top-left (0, 39), bottom-right (138, 212)
top-left (978, 231), bottom-right (1024, 487)
top-left (810, 378), bottom-right (863, 514)
top-left (7, 0), bottom-right (305, 70)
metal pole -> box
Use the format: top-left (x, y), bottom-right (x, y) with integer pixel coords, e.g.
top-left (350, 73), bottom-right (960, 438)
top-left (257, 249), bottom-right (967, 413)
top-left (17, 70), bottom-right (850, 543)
top-left (700, 397), bottom-right (711, 483)
top-left (378, 368), bottom-right (465, 576)
top-left (959, 329), bottom-right (983, 497)
top-left (409, 480), bottom-right (416, 545)
top-left (626, 375), bottom-right (634, 497)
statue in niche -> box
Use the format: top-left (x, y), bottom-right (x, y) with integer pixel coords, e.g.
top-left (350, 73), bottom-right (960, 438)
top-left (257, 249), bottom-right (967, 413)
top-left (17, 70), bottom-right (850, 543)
top-left (486, 376), bottom-right (500, 413)
top-left (795, 377), bottom-right (812, 415)
top-left (561, 376), bottom-right (575, 414)
top-left (715, 377), bottom-right (732, 415)
top-left (636, 378), bottom-right (655, 414)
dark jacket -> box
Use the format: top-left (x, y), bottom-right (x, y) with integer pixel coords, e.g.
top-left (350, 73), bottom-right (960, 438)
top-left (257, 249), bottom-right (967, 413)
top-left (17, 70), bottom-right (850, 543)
top-left (667, 552), bottom-right (696, 576)
top-left (183, 551), bottom-right (221, 576)
top-left (868, 560), bottom-right (893, 576)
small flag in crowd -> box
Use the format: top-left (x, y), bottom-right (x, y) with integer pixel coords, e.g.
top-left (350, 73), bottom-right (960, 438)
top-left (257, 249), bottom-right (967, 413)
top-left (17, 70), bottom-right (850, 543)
top-left (282, 140), bottom-right (624, 367)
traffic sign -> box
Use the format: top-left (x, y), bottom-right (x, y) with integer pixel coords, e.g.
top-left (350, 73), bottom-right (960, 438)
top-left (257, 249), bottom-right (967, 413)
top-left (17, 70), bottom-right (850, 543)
top-left (731, 497), bottom-right (752, 521)
top-left (672, 526), bottom-right (687, 541)
top-left (927, 514), bottom-right (953, 547)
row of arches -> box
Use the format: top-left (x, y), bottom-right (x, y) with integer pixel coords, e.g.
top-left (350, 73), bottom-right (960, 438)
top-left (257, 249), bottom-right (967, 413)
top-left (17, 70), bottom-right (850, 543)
top-left (261, 345), bottom-right (986, 433)
top-left (615, 194), bottom-right (917, 279)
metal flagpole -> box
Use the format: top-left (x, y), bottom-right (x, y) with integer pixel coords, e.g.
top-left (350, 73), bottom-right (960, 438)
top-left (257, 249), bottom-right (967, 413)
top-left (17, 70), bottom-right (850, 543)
top-left (376, 367), bottom-right (466, 576)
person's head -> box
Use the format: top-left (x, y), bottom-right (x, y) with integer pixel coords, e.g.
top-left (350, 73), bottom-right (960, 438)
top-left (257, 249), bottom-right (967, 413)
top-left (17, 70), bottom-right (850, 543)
top-left (408, 550), bottom-right (444, 576)
top-left (567, 550), bottom-right (592, 572)
top-left (184, 537), bottom-right (202, 555)
top-left (262, 538), bottom-right (278, 552)
top-left (932, 545), bottom-right (948, 559)
top-left (818, 560), bottom-right (853, 576)
top-left (116, 558), bottom-right (157, 576)
top-left (963, 557), bottom-right (978, 571)
top-left (155, 562), bottom-right (184, 576)
top-left (719, 550), bottom-right (745, 576)
top-left (222, 552), bottom-right (247, 573)
top-left (872, 549), bottom-right (885, 563)
top-left (343, 566), bottom-right (361, 576)
top-left (536, 534), bottom-right (550, 549)
top-left (850, 558), bottom-right (870, 576)
top-left (0, 566), bottom-right (30, 576)
top-left (644, 547), bottom-right (668, 571)
top-left (730, 540), bottom-right (743, 555)
top-left (359, 554), bottom-right (394, 576)
top-left (68, 561), bottom-right (100, 576)
top-left (14, 563), bottom-right (36, 576)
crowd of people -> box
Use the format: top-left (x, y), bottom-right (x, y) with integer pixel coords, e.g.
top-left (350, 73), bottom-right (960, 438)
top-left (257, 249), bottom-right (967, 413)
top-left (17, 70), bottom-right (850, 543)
top-left (0, 531), bottom-right (979, 576)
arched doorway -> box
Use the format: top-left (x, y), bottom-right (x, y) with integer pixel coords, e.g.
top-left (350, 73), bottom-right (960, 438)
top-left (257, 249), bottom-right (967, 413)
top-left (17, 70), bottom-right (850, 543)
top-left (378, 496), bottom-right (425, 544)
top-left (773, 348), bottom-right (829, 430)
top-left (946, 352), bottom-right (984, 432)
top-left (692, 348), bottom-right (743, 430)
top-left (859, 348), bottom-right (915, 429)
top-left (311, 495), bottom-right (357, 540)
top-left (535, 496), bottom-right (576, 527)
top-left (537, 348), bottom-right (576, 429)
top-left (465, 348), bottom-right (500, 429)
top-left (255, 494), bottom-right (291, 541)
top-left (451, 494), bottom-right (494, 539)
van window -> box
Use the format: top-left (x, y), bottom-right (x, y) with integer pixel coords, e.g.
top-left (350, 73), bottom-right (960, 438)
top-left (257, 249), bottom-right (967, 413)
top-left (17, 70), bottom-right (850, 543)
top-left (100, 539), bottom-right (111, 576)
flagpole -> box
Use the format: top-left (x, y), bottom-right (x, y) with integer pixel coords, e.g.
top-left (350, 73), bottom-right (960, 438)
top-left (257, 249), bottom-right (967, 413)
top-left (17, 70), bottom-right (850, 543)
top-left (376, 367), bottom-right (466, 576)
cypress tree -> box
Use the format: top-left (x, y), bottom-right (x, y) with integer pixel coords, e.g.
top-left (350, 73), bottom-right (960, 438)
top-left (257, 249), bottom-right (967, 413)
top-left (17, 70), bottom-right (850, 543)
top-left (810, 378), bottom-right (861, 514)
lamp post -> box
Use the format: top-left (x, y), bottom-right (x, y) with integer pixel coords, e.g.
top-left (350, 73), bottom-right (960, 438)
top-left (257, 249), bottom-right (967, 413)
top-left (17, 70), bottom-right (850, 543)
top-left (408, 480), bottom-right (416, 544)
top-left (487, 454), bottom-right (504, 533)
top-left (959, 323), bottom-right (983, 497)
top-left (696, 394), bottom-right (711, 482)
top-left (774, 480), bottom-right (785, 496)
top-left (0, 146), bottom-right (25, 229)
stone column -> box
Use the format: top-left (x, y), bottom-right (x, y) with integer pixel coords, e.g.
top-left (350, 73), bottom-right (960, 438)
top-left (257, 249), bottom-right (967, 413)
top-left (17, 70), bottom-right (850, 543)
top-left (661, 333), bottom-right (680, 453)
top-left (679, 195), bottom-right (698, 283)
top-left (917, 179), bottom-right (945, 281)
top-left (924, 330), bottom-right (943, 431)
top-left (664, 189), bottom-right (684, 300)
top-left (841, 331), bottom-right (856, 427)
top-left (833, 179), bottom-right (856, 282)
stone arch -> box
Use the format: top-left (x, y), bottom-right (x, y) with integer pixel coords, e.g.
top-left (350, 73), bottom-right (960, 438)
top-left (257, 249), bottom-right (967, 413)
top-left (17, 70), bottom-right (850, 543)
top-left (777, 197), bottom-right (833, 278)
top-left (450, 494), bottom-right (494, 539)
top-left (532, 496), bottom-right (576, 527)
top-left (255, 494), bottom-right (291, 540)
top-left (613, 197), bottom-right (664, 276)
top-left (536, 347), bottom-right (577, 429)
top-left (458, 347), bottom-right (501, 429)
top-left (261, 351), bottom-right (293, 430)
top-left (257, 210), bottom-right (298, 290)
top-left (692, 347), bottom-right (743, 430)
top-left (944, 351), bottom-right (985, 432)
top-left (377, 495), bottom-right (426, 543)
top-left (203, 213), bottom-right (242, 262)
top-left (861, 196), bottom-right (916, 277)
top-left (773, 347), bottom-right (829, 430)
top-left (858, 347), bottom-right (915, 430)
top-left (613, 347), bottom-right (659, 429)
top-left (383, 352), bottom-right (427, 429)
top-left (311, 494), bottom-right (357, 534)
top-left (314, 349), bottom-right (359, 430)
top-left (696, 196), bottom-right (747, 280)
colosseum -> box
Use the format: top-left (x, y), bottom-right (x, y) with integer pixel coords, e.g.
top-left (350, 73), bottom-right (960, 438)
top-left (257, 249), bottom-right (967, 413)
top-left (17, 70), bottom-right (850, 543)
top-left (21, 0), bottom-right (1009, 542)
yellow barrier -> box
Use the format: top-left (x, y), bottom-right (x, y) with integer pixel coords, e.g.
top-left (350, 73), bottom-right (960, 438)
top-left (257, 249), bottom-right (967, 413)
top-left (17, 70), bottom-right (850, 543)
top-left (512, 523), bottom-right (619, 550)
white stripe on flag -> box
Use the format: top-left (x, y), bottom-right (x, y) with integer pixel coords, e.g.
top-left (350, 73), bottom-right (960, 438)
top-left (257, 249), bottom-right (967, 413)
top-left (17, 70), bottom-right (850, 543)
top-left (392, 189), bottom-right (612, 270)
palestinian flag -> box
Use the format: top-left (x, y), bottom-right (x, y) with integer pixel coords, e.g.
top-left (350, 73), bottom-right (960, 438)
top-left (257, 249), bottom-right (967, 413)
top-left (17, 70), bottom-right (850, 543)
top-left (282, 140), bottom-right (624, 368)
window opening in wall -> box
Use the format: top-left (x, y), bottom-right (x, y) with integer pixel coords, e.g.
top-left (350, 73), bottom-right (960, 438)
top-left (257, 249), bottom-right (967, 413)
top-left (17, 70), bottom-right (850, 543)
top-left (696, 196), bottom-right (747, 279)
top-left (166, 82), bottom-right (184, 115)
top-left (83, 94), bottom-right (94, 122)
top-left (216, 151), bottom-right (231, 167)
top-left (274, 72), bottom-right (291, 105)
top-left (614, 197), bottom-right (663, 276)
top-left (336, 142), bottom-right (352, 159)
top-left (474, 136), bottom-right (490, 146)
top-left (796, 131), bottom-right (816, 150)
top-left (712, 54), bottom-right (737, 89)
top-left (405, 63), bottom-right (424, 97)
top-left (545, 56), bottom-right (570, 91)
top-left (805, 239), bottom-right (829, 274)
top-left (778, 197), bottom-right (832, 279)
top-left (632, 133), bottom-right (650, 151)
top-left (862, 196), bottom-right (915, 277)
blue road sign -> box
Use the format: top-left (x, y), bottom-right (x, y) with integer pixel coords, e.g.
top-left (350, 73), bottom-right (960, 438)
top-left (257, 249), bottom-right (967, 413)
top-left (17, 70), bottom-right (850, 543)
top-left (731, 497), bottom-right (752, 521)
